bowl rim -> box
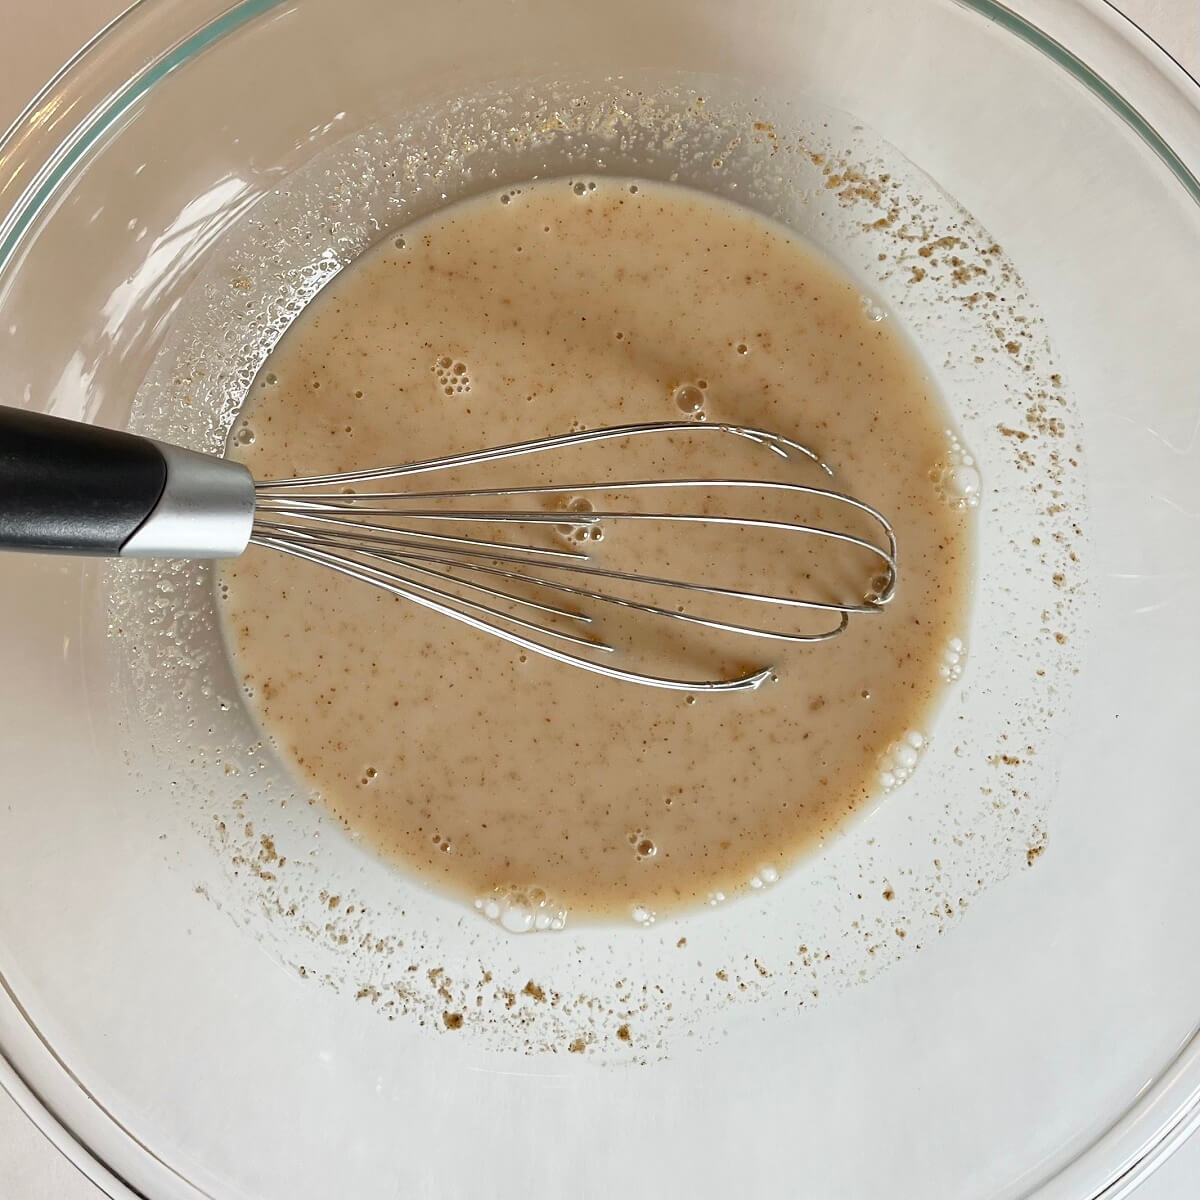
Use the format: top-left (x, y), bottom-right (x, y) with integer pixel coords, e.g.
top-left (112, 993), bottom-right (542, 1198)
top-left (0, 0), bottom-right (1197, 279)
top-left (0, 2), bottom-right (1197, 1198)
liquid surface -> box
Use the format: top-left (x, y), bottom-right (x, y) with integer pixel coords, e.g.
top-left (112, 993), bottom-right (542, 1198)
top-left (221, 178), bottom-right (972, 924)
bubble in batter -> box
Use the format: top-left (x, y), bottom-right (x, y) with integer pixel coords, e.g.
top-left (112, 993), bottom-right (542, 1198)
top-left (432, 355), bottom-right (472, 395)
top-left (475, 887), bottom-right (567, 934)
top-left (876, 730), bottom-right (928, 793)
top-left (749, 864), bottom-right (780, 889)
top-left (940, 636), bottom-right (967, 682)
top-left (932, 430), bottom-right (982, 509)
top-left (673, 383), bottom-right (706, 416)
top-left (861, 295), bottom-right (888, 323)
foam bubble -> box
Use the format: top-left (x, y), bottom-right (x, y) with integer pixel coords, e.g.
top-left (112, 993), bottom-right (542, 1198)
top-left (673, 383), bottom-right (705, 416)
top-left (556, 496), bottom-right (601, 545)
top-left (939, 636), bottom-right (967, 682)
top-left (631, 904), bottom-right (656, 926)
top-left (432, 354), bottom-right (472, 394)
top-left (750, 864), bottom-right (780, 889)
top-left (501, 902), bottom-right (534, 933)
top-left (860, 294), bottom-right (887, 322)
top-left (877, 730), bottom-right (928, 793)
top-left (931, 431), bottom-right (982, 509)
top-left (474, 887), bottom-right (567, 933)
top-left (946, 464), bottom-right (981, 503)
top-left (706, 890), bottom-right (727, 907)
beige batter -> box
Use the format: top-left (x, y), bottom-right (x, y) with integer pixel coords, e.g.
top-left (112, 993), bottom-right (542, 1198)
top-left (220, 178), bottom-right (972, 924)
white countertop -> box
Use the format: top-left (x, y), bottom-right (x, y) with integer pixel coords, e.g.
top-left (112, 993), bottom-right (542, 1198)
top-left (1, 1), bottom-right (1197, 1197)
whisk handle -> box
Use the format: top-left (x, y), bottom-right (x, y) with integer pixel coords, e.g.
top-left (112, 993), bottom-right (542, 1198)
top-left (0, 405), bottom-right (254, 558)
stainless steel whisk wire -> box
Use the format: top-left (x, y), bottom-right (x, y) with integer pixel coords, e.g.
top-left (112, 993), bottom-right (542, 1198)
top-left (249, 422), bottom-right (897, 692)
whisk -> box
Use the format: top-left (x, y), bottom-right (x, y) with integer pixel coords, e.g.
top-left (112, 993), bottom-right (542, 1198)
top-left (0, 406), bottom-right (896, 692)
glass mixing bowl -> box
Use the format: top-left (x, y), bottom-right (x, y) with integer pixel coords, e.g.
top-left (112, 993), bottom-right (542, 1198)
top-left (1, 1), bottom-right (1198, 1197)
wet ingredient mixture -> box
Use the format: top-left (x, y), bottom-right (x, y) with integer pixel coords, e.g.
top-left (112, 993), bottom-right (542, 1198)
top-left (220, 177), bottom-right (974, 926)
